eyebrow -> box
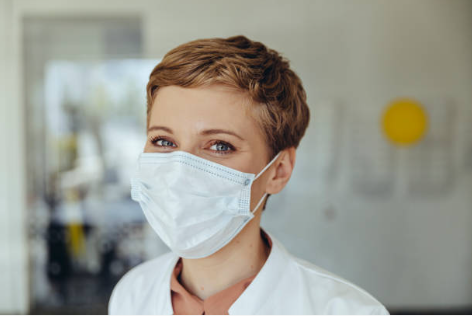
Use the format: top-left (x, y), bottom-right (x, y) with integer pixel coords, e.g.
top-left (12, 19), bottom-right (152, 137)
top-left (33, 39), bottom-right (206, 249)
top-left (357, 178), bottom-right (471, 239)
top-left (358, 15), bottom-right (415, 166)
top-left (147, 126), bottom-right (245, 141)
top-left (148, 126), bottom-right (173, 133)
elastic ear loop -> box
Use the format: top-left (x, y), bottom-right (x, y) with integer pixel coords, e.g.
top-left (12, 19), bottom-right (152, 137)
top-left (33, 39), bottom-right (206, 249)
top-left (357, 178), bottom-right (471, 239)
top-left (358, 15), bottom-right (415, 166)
top-left (251, 152), bottom-right (282, 214)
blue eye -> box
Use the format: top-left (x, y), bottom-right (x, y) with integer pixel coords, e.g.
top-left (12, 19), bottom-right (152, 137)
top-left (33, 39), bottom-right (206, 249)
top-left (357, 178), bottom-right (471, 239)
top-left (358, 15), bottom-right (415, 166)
top-left (213, 143), bottom-right (229, 151)
top-left (209, 141), bottom-right (235, 154)
top-left (158, 139), bottom-right (175, 147)
top-left (150, 137), bottom-right (176, 147)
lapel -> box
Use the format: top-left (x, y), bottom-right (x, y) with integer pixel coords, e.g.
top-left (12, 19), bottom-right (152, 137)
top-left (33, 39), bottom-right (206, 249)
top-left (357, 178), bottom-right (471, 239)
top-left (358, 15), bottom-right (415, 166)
top-left (156, 253), bottom-right (180, 315)
top-left (228, 228), bottom-right (291, 314)
top-left (155, 227), bottom-right (291, 315)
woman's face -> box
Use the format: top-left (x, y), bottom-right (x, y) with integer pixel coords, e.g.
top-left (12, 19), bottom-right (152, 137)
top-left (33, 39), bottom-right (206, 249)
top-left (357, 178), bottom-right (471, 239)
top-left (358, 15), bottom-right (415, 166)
top-left (145, 84), bottom-right (274, 209)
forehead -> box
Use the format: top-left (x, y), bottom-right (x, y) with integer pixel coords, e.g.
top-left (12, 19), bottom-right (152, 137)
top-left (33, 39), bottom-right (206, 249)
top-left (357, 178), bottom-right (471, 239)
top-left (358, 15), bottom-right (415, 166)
top-left (149, 85), bottom-right (261, 136)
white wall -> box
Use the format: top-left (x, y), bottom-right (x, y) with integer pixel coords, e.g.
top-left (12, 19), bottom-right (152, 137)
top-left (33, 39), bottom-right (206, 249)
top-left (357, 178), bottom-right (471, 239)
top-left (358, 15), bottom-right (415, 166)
top-left (0, 0), bottom-right (10, 311)
top-left (1, 0), bottom-right (471, 312)
top-left (0, 0), bottom-right (29, 313)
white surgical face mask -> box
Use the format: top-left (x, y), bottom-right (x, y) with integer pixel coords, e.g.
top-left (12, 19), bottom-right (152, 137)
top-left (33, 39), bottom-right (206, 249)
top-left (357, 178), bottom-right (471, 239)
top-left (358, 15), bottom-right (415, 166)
top-left (130, 150), bottom-right (281, 259)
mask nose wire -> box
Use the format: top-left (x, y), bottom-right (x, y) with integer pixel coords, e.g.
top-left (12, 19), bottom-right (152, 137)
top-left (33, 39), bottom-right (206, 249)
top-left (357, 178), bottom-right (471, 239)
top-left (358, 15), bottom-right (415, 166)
top-left (250, 151), bottom-right (282, 214)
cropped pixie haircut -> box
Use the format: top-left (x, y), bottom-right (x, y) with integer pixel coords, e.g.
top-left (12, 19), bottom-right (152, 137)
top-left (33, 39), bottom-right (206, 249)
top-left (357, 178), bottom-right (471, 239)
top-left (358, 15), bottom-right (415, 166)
top-left (146, 35), bottom-right (310, 161)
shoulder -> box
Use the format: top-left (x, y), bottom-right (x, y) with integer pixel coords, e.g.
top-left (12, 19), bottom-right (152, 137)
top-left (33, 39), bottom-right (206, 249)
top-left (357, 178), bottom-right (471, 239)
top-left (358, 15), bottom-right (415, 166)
top-left (287, 254), bottom-right (389, 314)
top-left (108, 252), bottom-right (176, 315)
top-left (252, 230), bottom-right (389, 314)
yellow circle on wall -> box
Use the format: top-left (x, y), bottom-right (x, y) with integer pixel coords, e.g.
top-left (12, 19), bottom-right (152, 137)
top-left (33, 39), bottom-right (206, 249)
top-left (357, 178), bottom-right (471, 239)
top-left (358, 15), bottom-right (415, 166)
top-left (382, 98), bottom-right (428, 145)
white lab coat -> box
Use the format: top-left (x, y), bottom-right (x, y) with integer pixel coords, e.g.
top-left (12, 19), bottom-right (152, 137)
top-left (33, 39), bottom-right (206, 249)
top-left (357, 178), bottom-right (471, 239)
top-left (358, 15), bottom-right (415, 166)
top-left (108, 228), bottom-right (389, 315)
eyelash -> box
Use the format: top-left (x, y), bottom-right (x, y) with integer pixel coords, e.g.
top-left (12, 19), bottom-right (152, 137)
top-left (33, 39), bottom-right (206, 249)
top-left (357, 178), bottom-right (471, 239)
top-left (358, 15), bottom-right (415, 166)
top-left (149, 136), bottom-right (236, 155)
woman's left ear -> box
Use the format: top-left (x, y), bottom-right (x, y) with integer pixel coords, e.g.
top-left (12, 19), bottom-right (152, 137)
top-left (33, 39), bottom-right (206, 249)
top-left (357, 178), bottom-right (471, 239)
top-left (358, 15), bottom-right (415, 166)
top-left (265, 147), bottom-right (296, 194)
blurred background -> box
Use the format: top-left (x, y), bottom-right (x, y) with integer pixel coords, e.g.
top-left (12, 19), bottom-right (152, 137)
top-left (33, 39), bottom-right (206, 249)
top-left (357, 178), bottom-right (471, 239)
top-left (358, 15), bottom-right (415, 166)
top-left (0, 0), bottom-right (471, 314)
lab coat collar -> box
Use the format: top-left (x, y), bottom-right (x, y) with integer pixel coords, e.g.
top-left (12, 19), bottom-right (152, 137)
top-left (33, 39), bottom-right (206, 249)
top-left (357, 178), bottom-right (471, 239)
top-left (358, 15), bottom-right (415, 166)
top-left (156, 226), bottom-right (290, 315)
top-left (228, 227), bottom-right (290, 314)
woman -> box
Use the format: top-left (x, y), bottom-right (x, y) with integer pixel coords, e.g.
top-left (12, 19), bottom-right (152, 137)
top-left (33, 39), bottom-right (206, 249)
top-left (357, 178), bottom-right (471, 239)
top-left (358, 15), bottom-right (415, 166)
top-left (108, 35), bottom-right (389, 315)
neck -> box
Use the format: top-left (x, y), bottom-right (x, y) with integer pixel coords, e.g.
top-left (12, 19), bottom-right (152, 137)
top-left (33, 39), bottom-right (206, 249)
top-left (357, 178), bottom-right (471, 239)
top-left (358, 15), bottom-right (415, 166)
top-left (179, 220), bottom-right (270, 300)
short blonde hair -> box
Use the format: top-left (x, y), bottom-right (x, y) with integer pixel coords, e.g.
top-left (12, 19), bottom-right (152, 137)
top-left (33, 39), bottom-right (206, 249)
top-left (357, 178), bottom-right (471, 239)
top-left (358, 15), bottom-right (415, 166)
top-left (146, 35), bottom-right (310, 161)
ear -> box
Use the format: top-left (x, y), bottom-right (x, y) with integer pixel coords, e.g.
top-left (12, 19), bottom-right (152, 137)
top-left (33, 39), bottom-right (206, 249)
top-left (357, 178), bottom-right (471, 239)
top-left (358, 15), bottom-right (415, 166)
top-left (265, 147), bottom-right (296, 195)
